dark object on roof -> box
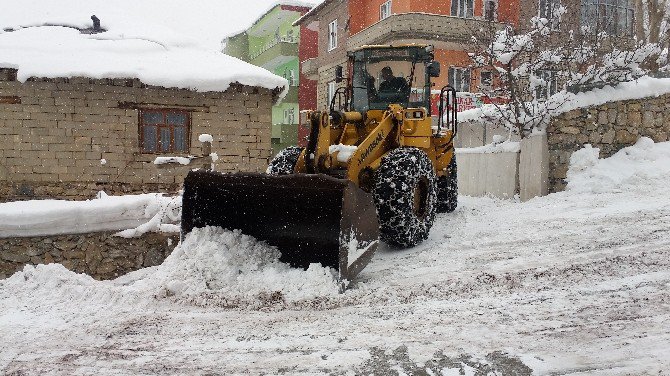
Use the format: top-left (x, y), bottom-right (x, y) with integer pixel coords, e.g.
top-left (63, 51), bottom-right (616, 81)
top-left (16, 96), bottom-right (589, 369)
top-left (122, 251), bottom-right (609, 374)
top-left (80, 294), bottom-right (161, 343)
top-left (91, 15), bottom-right (101, 32)
top-left (81, 15), bottom-right (106, 34)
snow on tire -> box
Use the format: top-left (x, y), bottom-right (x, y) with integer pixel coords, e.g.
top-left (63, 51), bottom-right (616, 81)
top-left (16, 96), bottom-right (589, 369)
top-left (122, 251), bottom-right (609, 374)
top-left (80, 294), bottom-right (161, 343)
top-left (266, 146), bottom-right (303, 175)
top-left (436, 156), bottom-right (458, 213)
top-left (373, 147), bottom-right (437, 247)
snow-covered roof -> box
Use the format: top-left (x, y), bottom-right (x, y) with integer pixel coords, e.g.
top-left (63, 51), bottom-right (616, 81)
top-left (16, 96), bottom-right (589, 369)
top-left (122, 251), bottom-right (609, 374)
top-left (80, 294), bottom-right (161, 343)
top-left (0, 26), bottom-right (288, 95)
top-left (0, 0), bottom-right (323, 96)
top-left (225, 1), bottom-right (318, 40)
top-left (294, 0), bottom-right (330, 26)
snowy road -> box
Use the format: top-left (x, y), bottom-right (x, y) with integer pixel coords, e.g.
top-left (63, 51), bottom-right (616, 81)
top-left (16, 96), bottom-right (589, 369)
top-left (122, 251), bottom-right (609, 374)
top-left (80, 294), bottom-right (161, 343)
top-left (1, 140), bottom-right (670, 375)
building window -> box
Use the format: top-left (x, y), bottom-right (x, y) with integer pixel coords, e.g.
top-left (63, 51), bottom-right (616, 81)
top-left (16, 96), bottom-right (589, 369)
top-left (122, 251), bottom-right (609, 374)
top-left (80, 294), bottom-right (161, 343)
top-left (451, 0), bottom-right (474, 18)
top-left (480, 71), bottom-right (493, 88)
top-left (283, 108), bottom-right (296, 124)
top-left (581, 0), bottom-right (634, 35)
top-left (534, 70), bottom-right (558, 100)
top-left (328, 20), bottom-right (338, 51)
top-left (380, 1), bottom-right (392, 20)
top-left (449, 67), bottom-right (471, 92)
top-left (484, 0), bottom-right (498, 21)
top-left (327, 81), bottom-right (336, 106)
top-left (539, 0), bottom-right (561, 29)
top-left (139, 109), bottom-right (190, 153)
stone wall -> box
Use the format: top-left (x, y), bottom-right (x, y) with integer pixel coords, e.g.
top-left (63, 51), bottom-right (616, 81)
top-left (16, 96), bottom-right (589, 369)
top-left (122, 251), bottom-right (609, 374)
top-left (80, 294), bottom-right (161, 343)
top-left (547, 93), bottom-right (670, 192)
top-left (0, 232), bottom-right (179, 280)
top-left (0, 69), bottom-right (275, 199)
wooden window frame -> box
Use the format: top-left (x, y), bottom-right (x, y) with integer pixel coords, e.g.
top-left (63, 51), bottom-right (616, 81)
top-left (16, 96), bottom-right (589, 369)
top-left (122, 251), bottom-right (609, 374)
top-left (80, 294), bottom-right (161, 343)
top-left (138, 108), bottom-right (191, 154)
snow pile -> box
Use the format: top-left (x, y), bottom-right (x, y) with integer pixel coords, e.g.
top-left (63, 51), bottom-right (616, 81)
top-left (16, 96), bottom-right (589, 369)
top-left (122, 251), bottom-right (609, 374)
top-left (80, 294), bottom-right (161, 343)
top-left (0, 227), bottom-right (339, 313)
top-left (0, 193), bottom-right (179, 238)
top-left (457, 139), bottom-right (520, 154)
top-left (198, 134), bottom-right (214, 143)
top-left (115, 195), bottom-right (181, 238)
top-left (141, 227), bottom-right (339, 302)
top-left (329, 144), bottom-right (358, 162)
top-left (153, 156), bottom-right (194, 165)
top-left (566, 137), bottom-right (670, 193)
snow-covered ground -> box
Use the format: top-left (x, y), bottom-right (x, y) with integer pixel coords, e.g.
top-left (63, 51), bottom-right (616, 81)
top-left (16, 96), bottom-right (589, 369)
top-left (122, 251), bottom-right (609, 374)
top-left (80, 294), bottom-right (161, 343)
top-left (1, 139), bottom-right (669, 374)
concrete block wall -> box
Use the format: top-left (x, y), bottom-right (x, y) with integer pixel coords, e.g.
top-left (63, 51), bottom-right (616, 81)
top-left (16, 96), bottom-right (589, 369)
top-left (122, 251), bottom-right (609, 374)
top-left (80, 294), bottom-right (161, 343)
top-left (0, 69), bottom-right (275, 199)
top-left (547, 93), bottom-right (670, 192)
top-left (457, 150), bottom-right (520, 199)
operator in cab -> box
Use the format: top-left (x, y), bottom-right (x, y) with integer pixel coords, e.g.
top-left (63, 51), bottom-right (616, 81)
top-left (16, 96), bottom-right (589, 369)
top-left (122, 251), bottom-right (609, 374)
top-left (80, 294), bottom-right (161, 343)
top-left (379, 66), bottom-right (408, 93)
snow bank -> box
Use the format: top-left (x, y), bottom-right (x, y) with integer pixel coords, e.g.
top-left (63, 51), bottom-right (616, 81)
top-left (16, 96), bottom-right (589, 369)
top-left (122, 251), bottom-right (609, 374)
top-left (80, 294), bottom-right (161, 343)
top-left (0, 227), bottom-right (339, 312)
top-left (456, 139), bottom-right (520, 154)
top-left (458, 76), bottom-right (670, 126)
top-left (0, 193), bottom-right (179, 238)
top-left (566, 138), bottom-right (670, 193)
top-left (141, 227), bottom-right (339, 302)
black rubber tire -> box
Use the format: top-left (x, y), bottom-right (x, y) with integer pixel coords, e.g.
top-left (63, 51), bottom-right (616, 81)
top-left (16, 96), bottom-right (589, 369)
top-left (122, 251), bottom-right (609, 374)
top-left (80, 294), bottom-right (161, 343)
top-left (267, 146), bottom-right (303, 175)
top-left (373, 147), bottom-right (437, 247)
top-left (436, 156), bottom-right (458, 213)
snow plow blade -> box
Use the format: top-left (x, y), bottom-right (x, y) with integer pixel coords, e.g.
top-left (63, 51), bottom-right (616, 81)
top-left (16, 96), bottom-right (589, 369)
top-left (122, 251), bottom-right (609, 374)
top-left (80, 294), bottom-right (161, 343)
top-left (181, 170), bottom-right (379, 281)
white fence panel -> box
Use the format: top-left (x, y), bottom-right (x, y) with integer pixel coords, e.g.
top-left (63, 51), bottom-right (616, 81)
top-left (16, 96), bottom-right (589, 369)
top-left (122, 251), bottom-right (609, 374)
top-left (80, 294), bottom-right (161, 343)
top-left (456, 151), bottom-right (520, 199)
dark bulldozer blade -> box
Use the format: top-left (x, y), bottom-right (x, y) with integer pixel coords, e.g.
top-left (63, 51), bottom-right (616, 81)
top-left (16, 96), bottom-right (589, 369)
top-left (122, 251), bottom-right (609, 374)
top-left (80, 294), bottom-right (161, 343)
top-left (181, 170), bottom-right (380, 282)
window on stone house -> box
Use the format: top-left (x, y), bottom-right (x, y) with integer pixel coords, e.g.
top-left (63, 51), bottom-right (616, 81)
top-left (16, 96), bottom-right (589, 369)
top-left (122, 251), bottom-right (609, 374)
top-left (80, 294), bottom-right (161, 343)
top-left (580, 0), bottom-right (635, 35)
top-left (328, 20), bottom-right (338, 51)
top-left (139, 109), bottom-right (190, 153)
top-left (485, 0), bottom-right (498, 21)
top-left (380, 1), bottom-right (392, 20)
top-left (539, 0), bottom-right (561, 30)
top-left (451, 0), bottom-right (474, 18)
top-left (534, 70), bottom-right (558, 100)
top-left (449, 67), bottom-right (471, 92)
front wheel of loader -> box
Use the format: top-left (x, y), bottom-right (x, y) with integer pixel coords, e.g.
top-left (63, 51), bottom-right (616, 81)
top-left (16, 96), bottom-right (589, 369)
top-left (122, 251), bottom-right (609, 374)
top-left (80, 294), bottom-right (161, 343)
top-left (436, 156), bottom-right (458, 213)
top-left (267, 146), bottom-right (303, 175)
top-left (373, 147), bottom-right (437, 247)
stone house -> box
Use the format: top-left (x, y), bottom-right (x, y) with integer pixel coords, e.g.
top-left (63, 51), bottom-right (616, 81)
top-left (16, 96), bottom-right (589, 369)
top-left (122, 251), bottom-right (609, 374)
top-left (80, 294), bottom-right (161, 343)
top-left (0, 26), bottom-right (288, 201)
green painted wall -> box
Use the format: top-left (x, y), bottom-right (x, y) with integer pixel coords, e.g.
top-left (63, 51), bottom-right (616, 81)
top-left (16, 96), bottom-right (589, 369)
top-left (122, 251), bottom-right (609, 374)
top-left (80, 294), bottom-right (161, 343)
top-left (224, 4), bottom-right (305, 156)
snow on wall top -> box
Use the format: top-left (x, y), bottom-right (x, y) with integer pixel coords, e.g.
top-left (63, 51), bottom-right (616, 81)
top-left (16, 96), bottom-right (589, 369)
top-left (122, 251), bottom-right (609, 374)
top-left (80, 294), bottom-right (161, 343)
top-left (459, 76), bottom-right (670, 124)
top-left (0, 0), bottom-right (312, 95)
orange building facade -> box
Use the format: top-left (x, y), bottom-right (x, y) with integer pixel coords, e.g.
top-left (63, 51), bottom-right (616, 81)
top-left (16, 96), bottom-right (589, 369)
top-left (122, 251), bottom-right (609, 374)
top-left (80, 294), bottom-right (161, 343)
top-left (349, 0), bottom-right (519, 91)
top-left (296, 0), bottom-right (520, 110)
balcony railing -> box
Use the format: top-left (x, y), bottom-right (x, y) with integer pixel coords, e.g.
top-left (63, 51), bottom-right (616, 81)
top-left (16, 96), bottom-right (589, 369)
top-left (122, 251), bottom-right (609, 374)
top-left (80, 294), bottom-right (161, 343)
top-left (249, 35), bottom-right (298, 61)
top-left (348, 13), bottom-right (504, 50)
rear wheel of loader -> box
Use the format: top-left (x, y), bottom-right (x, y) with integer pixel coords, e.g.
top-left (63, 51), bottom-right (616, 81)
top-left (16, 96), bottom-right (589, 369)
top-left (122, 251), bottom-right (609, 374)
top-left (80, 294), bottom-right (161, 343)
top-left (267, 146), bottom-right (303, 175)
top-left (436, 156), bottom-right (458, 213)
top-left (373, 147), bottom-right (437, 247)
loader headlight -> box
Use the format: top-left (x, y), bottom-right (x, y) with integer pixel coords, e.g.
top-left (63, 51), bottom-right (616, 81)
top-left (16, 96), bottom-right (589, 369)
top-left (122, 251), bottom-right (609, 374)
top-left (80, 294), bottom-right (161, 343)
top-left (405, 110), bottom-right (424, 119)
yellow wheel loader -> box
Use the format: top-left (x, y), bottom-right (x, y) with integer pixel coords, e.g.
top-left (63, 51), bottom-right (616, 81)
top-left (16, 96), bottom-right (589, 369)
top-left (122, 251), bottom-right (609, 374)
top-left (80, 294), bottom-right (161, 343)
top-left (181, 44), bottom-right (458, 282)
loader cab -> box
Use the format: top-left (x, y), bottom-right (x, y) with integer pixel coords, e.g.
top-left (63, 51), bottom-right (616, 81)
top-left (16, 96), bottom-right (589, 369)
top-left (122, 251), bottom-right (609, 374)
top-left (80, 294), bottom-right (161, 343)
top-left (348, 45), bottom-right (438, 114)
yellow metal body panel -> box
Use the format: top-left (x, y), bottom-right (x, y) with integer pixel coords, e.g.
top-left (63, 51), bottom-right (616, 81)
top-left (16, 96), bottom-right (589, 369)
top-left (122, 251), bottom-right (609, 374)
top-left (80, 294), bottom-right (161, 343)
top-left (298, 105), bottom-right (456, 185)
